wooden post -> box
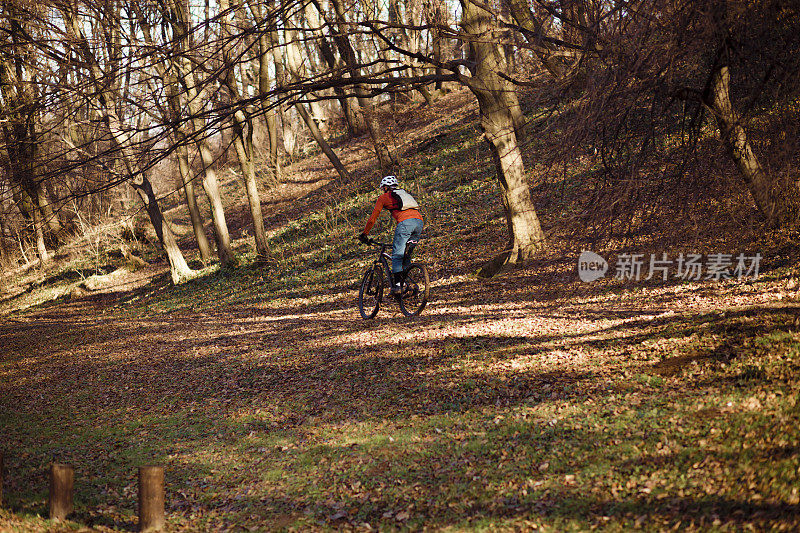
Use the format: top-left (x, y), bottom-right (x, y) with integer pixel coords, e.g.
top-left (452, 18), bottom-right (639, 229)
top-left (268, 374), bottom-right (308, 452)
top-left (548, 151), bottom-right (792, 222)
top-left (0, 451), bottom-right (4, 507)
top-left (49, 463), bottom-right (74, 520)
top-left (138, 465), bottom-right (165, 532)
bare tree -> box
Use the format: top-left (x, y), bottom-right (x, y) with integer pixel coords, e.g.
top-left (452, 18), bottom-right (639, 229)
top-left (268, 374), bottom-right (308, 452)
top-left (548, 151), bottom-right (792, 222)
top-left (459, 0), bottom-right (544, 275)
top-left (329, 0), bottom-right (398, 173)
top-left (247, 0), bottom-right (283, 180)
top-left (699, 2), bottom-right (799, 226)
top-left (218, 0), bottom-right (274, 262)
top-left (58, 1), bottom-right (193, 283)
top-left (553, 0), bottom-right (800, 233)
top-left (0, 3), bottom-right (55, 263)
top-left (164, 0), bottom-right (238, 267)
top-left (305, 0), bottom-right (367, 136)
top-left (2, 0), bottom-right (797, 285)
top-left (130, 3), bottom-right (213, 263)
top-left (282, 23), bottom-right (353, 180)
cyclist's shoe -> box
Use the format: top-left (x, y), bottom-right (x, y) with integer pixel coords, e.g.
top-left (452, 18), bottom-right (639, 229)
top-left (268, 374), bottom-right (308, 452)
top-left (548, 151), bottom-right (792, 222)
top-left (391, 283), bottom-right (402, 295)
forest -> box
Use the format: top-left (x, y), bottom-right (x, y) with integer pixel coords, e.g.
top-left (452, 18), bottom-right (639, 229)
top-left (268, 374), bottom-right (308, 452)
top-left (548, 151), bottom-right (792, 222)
top-left (1, 0), bottom-right (799, 531)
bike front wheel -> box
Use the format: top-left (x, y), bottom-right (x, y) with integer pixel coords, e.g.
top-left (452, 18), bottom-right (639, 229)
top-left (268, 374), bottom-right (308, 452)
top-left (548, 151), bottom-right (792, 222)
top-left (398, 263), bottom-right (430, 317)
top-left (358, 265), bottom-right (384, 319)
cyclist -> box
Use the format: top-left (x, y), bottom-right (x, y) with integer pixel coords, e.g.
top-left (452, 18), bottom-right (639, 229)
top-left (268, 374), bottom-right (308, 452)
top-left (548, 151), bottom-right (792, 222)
top-left (359, 175), bottom-right (423, 294)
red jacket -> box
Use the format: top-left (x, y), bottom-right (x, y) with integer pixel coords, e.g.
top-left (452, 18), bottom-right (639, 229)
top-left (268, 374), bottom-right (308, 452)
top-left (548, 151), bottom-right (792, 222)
top-left (363, 190), bottom-right (423, 234)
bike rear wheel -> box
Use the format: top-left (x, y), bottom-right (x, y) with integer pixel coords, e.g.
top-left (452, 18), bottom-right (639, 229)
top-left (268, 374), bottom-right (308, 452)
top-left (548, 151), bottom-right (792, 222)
top-left (358, 265), bottom-right (384, 319)
top-left (398, 263), bottom-right (430, 317)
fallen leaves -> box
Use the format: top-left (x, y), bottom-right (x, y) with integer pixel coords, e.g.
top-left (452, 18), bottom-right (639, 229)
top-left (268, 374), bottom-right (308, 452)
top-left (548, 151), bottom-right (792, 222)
top-left (3, 234), bottom-right (800, 533)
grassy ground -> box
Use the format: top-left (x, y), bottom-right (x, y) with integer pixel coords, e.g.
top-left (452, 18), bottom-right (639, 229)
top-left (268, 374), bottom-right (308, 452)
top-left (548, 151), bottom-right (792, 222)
top-left (1, 88), bottom-right (799, 532)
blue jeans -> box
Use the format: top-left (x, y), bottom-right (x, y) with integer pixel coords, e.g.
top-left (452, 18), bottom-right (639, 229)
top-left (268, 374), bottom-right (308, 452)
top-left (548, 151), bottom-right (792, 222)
top-left (392, 218), bottom-right (423, 277)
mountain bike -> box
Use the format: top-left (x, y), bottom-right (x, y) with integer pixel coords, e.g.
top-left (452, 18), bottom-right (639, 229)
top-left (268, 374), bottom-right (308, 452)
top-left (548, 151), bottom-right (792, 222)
top-left (358, 238), bottom-right (430, 319)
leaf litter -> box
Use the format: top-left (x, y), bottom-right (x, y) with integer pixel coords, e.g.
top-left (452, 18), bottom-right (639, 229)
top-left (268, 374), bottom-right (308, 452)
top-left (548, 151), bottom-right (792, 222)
top-left (1, 261), bottom-right (799, 532)
top-left (1, 87), bottom-right (799, 532)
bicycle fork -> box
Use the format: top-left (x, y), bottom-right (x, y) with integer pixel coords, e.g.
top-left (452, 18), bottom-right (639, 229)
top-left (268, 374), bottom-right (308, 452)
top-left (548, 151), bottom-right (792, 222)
top-left (379, 250), bottom-right (394, 286)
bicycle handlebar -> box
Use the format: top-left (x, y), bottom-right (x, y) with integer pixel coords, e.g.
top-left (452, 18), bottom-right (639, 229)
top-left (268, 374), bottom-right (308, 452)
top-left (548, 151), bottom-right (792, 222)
top-left (355, 235), bottom-right (390, 247)
top-left (359, 237), bottom-right (423, 248)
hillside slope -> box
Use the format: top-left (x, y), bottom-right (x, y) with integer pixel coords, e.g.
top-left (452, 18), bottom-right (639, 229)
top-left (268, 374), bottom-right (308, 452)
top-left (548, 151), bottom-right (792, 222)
top-left (1, 87), bottom-right (799, 532)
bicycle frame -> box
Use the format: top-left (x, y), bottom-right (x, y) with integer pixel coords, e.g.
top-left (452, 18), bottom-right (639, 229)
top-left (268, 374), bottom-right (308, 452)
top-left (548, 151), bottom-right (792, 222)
top-left (368, 238), bottom-right (420, 285)
top-left (369, 242), bottom-right (395, 286)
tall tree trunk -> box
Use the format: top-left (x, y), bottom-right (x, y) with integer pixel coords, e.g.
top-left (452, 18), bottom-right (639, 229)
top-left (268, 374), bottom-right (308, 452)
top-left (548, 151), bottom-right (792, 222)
top-left (0, 10), bottom-right (56, 262)
top-left (248, 0), bottom-right (282, 180)
top-left (271, 24), bottom-right (289, 163)
top-left (460, 0), bottom-right (544, 276)
top-left (186, 85), bottom-right (239, 267)
top-left (704, 53), bottom-right (798, 226)
top-left (167, 85), bottom-right (214, 263)
top-left (60, 5), bottom-right (193, 283)
top-left (283, 26), bottom-right (352, 181)
top-left (219, 0), bottom-right (273, 262)
top-left (428, 0), bottom-right (449, 92)
top-left (2, 163), bottom-right (51, 264)
top-left (397, 0), bottom-right (435, 104)
top-left (166, 0), bottom-right (237, 266)
top-left (230, 111), bottom-right (272, 261)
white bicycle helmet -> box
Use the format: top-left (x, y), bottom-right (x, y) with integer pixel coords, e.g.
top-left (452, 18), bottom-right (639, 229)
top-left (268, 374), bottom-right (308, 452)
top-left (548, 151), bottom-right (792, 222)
top-left (380, 175), bottom-right (399, 188)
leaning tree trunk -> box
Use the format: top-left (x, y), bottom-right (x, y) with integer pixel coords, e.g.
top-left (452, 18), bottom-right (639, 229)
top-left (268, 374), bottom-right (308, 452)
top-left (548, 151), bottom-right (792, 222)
top-left (460, 0), bottom-right (544, 277)
top-left (329, 0), bottom-right (397, 173)
top-left (283, 26), bottom-right (352, 181)
top-left (105, 118), bottom-right (193, 283)
top-left (704, 50), bottom-right (799, 227)
top-left (218, 0), bottom-right (273, 263)
top-left (61, 5), bottom-right (193, 283)
top-left (165, 0), bottom-right (237, 267)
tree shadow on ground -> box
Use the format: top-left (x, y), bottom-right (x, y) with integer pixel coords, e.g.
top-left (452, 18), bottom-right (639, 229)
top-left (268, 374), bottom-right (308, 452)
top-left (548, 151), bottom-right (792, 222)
top-left (2, 257), bottom-right (798, 529)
